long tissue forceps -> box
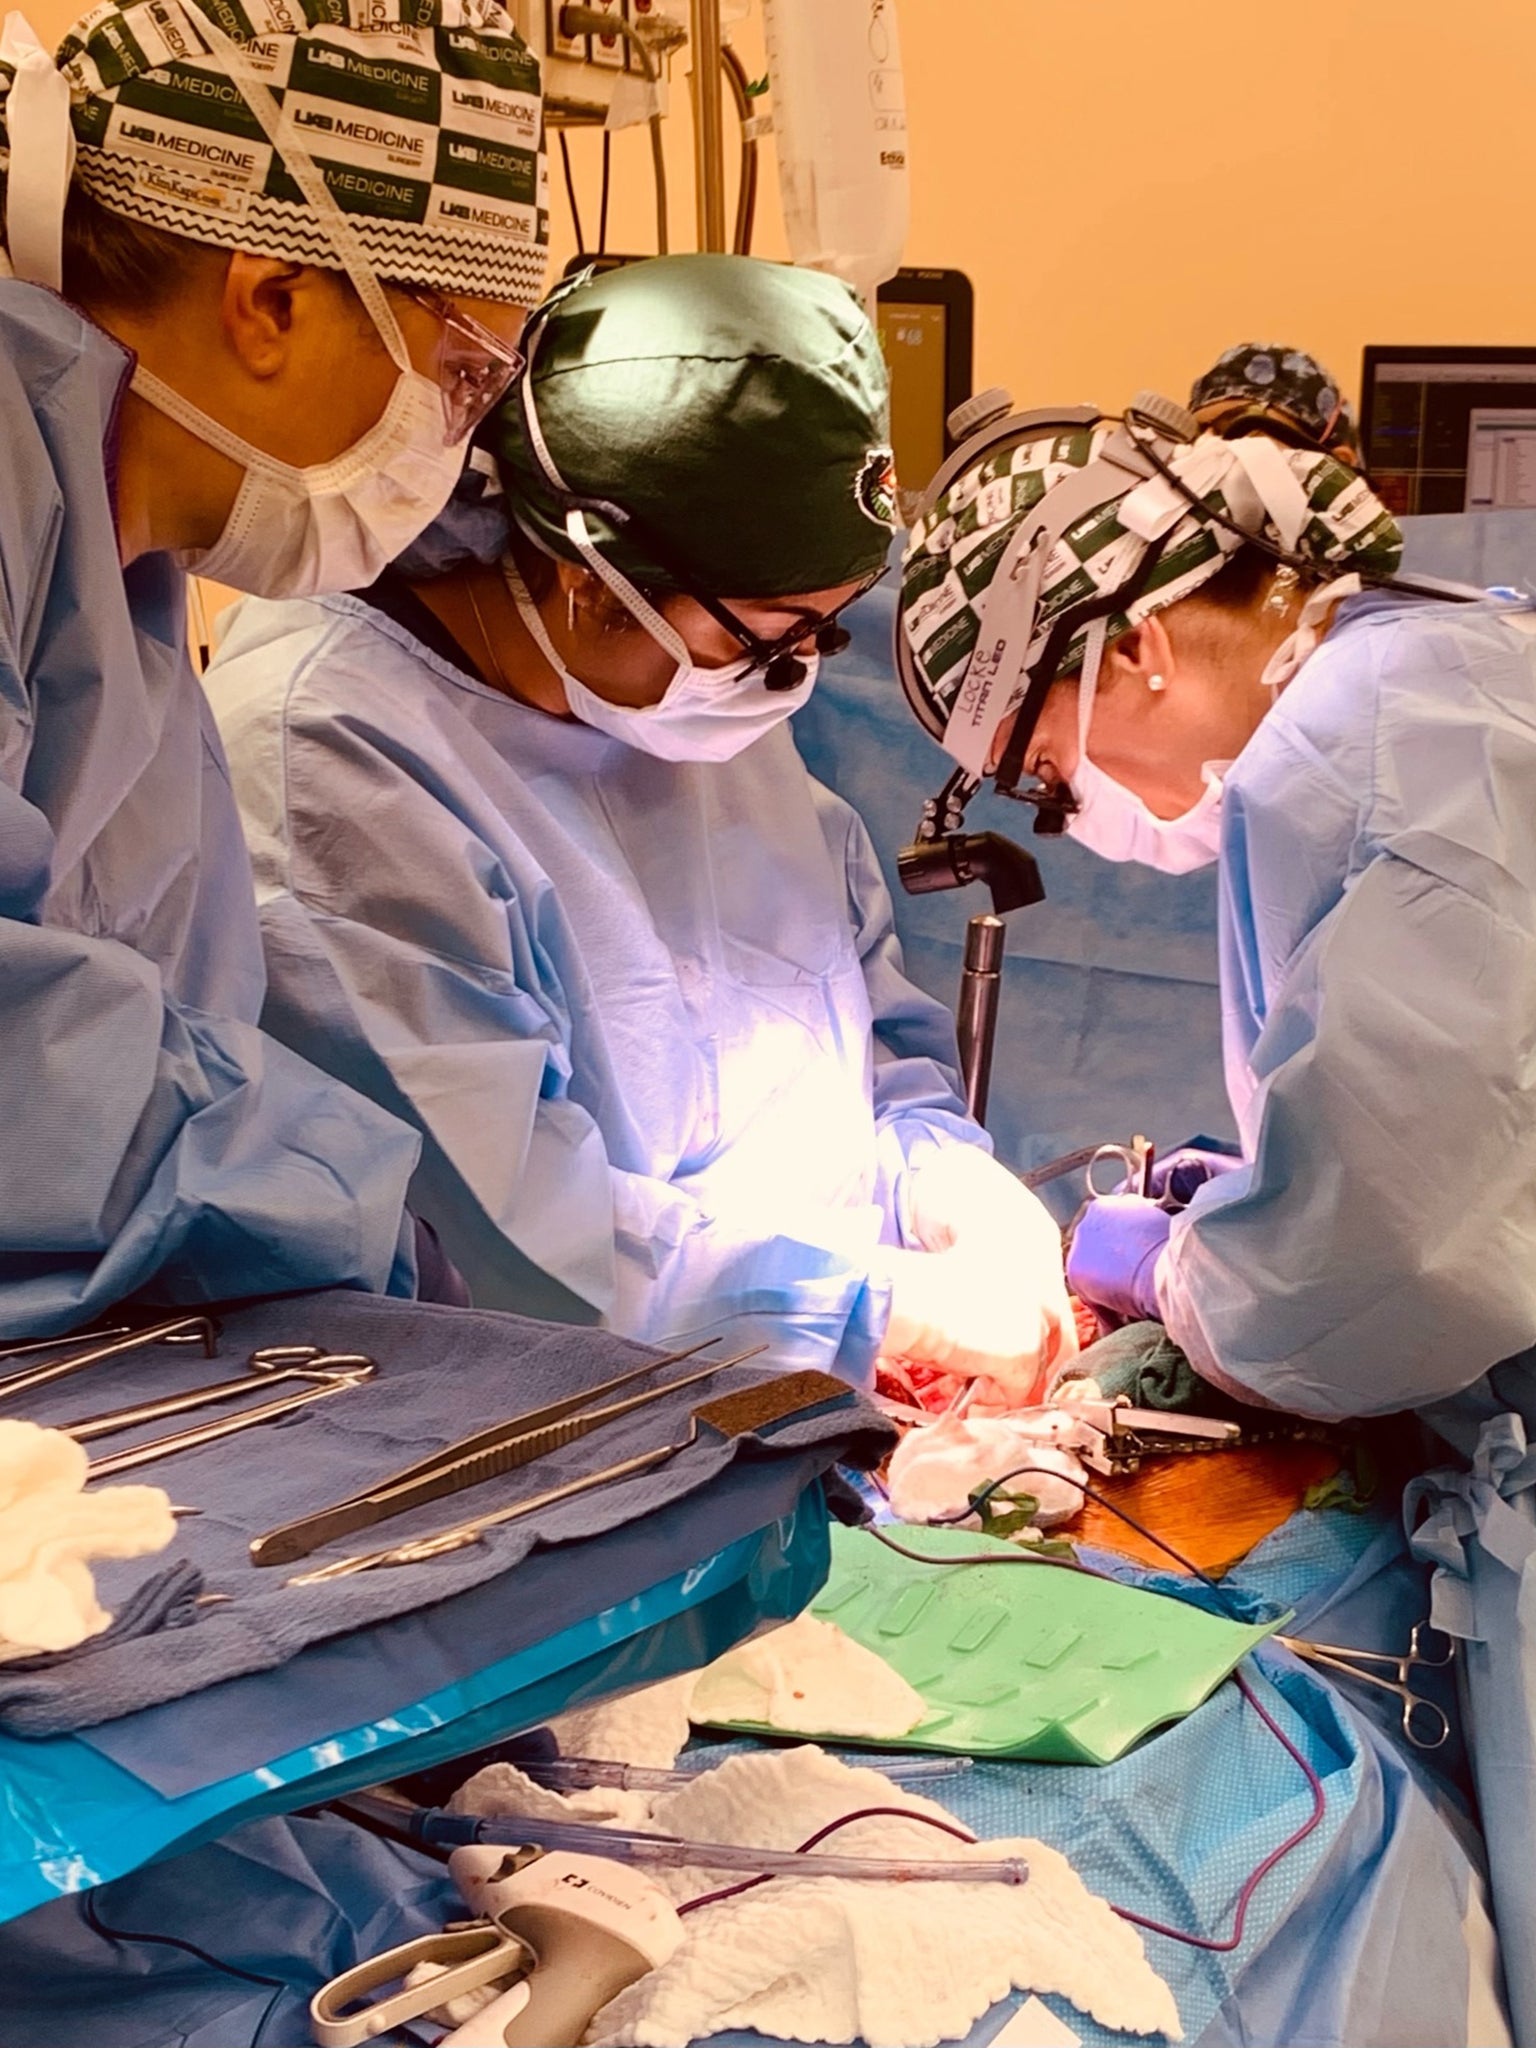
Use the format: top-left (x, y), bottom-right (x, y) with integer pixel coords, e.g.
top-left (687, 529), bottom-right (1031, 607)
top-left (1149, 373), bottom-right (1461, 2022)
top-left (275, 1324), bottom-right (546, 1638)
top-left (1280, 1620), bottom-right (1455, 1750)
top-left (0, 1312), bottom-right (219, 1406)
top-left (85, 1351), bottom-right (377, 1479)
top-left (251, 1339), bottom-right (754, 1569)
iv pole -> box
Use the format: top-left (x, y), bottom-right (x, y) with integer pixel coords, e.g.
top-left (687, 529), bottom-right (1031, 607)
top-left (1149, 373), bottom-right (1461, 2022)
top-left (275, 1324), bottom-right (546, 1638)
top-left (688, 0), bottom-right (728, 250)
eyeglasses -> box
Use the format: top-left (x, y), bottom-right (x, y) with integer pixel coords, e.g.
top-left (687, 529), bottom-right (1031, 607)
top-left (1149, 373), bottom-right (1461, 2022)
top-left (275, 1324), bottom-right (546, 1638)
top-left (692, 573), bottom-right (886, 691)
top-left (561, 493), bottom-right (884, 689)
top-left (398, 284), bottom-right (525, 445)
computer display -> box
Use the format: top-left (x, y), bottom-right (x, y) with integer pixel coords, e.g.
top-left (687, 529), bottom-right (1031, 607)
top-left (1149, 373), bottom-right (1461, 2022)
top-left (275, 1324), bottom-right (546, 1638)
top-left (1360, 345), bottom-right (1536, 515)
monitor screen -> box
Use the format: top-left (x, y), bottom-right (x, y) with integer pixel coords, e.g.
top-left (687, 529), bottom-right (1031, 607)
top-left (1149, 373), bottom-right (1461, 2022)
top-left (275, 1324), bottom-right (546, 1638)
top-left (1361, 347), bottom-right (1536, 516)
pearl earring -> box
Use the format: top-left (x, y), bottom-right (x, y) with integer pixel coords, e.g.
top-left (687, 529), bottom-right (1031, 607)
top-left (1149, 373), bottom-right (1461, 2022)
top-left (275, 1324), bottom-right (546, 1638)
top-left (1147, 672), bottom-right (1167, 693)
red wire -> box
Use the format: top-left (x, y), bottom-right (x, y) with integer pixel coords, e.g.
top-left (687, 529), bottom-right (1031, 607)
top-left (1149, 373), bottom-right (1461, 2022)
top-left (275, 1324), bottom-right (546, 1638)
top-left (677, 1674), bottom-right (1326, 1952)
top-left (1111, 1669), bottom-right (1327, 1951)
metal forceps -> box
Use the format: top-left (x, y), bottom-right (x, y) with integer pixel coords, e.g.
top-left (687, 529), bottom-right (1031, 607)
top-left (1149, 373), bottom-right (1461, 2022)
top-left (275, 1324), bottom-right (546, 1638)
top-left (82, 1346), bottom-right (378, 1479)
top-left (1279, 1620), bottom-right (1456, 1750)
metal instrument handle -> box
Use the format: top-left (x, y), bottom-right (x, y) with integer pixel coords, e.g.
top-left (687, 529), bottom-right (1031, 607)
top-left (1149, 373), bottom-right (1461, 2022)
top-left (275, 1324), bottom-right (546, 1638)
top-left (86, 1355), bottom-right (375, 1478)
top-left (0, 1313), bottom-right (218, 1405)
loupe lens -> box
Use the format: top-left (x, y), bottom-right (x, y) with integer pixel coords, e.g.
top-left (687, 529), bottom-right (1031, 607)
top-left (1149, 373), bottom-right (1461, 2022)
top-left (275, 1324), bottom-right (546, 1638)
top-left (763, 653), bottom-right (808, 692)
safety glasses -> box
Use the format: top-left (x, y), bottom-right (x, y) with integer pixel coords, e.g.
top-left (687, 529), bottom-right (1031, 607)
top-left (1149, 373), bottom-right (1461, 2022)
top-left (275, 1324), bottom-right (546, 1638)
top-left (399, 285), bottom-right (526, 446)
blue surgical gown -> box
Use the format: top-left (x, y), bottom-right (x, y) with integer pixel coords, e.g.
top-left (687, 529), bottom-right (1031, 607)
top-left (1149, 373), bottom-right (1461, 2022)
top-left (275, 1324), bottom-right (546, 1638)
top-left (0, 283), bottom-right (420, 1340)
top-left (206, 588), bottom-right (987, 1381)
top-left (1158, 592), bottom-right (1536, 1423)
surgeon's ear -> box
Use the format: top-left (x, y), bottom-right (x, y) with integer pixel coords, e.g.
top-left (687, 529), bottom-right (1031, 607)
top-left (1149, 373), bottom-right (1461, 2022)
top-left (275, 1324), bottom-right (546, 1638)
top-left (1103, 613), bottom-right (1177, 694)
top-left (218, 255), bottom-right (325, 379)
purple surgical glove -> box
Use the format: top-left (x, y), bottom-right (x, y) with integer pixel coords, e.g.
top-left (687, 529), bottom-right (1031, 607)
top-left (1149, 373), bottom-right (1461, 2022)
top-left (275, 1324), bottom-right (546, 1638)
top-left (412, 1213), bottom-right (471, 1308)
top-left (1147, 1145), bottom-right (1243, 1212)
top-left (1066, 1194), bottom-right (1171, 1327)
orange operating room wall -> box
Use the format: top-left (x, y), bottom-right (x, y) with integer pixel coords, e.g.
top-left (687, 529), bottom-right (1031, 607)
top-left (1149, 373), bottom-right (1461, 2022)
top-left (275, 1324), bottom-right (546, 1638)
top-left (26, 0), bottom-right (1536, 416)
top-left (553, 0), bottom-right (1536, 419)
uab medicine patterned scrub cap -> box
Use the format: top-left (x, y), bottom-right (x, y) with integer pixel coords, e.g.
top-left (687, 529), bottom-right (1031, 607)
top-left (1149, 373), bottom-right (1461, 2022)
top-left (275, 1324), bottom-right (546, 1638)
top-left (0, 0), bottom-right (547, 303)
top-left (1190, 342), bottom-right (1359, 459)
top-left (492, 252), bottom-right (897, 600)
top-left (899, 414), bottom-right (1402, 774)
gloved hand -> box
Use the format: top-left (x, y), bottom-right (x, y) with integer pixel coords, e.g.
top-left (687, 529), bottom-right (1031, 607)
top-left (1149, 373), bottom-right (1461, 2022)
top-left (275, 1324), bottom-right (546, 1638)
top-left (1065, 1194), bottom-right (1171, 1328)
top-left (874, 1148), bottom-right (1077, 1403)
top-left (1147, 1146), bottom-right (1243, 1212)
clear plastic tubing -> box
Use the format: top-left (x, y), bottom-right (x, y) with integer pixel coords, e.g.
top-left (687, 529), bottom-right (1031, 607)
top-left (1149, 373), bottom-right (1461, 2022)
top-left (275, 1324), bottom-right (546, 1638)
top-left (355, 1794), bottom-right (1029, 1886)
top-left (526, 1754), bottom-right (975, 1793)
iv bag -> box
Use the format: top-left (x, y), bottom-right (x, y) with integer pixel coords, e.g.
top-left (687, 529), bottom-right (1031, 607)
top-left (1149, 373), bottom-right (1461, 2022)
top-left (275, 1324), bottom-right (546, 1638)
top-left (761, 0), bottom-right (909, 302)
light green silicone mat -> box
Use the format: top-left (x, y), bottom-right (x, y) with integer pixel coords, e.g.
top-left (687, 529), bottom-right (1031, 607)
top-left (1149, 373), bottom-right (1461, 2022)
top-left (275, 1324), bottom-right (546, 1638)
top-left (704, 1523), bottom-right (1282, 1765)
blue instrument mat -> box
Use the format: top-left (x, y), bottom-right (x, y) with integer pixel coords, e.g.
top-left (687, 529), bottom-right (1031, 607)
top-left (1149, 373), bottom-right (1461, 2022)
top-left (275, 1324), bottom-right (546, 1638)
top-left (0, 1489), bottom-right (831, 1927)
top-left (2, 1291), bottom-right (888, 1742)
top-left (0, 1564), bottom-right (1495, 2048)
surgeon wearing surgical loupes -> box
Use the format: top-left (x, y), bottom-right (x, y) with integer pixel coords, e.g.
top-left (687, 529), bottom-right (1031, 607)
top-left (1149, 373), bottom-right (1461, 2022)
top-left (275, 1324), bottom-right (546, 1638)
top-left (209, 255), bottom-right (1075, 1394)
top-left (0, 0), bottom-right (539, 1337)
top-left (899, 394), bottom-right (1536, 1436)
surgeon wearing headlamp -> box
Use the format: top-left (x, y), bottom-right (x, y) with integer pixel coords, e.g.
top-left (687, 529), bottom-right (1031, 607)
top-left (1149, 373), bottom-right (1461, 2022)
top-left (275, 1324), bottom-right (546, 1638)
top-left (210, 255), bottom-right (1076, 1395)
top-left (899, 395), bottom-right (1536, 1438)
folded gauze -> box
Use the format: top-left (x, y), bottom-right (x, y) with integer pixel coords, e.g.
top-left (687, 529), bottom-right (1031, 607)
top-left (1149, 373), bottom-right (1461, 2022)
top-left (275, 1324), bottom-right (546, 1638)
top-left (0, 1421), bottom-right (175, 1659)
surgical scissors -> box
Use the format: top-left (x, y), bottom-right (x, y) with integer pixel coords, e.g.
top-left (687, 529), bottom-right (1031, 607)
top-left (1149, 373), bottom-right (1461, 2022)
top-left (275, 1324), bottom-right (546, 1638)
top-left (0, 1313), bottom-right (219, 1405)
top-left (67, 1346), bottom-right (373, 1443)
top-left (1084, 1135), bottom-right (1154, 1202)
top-left (1278, 1621), bottom-right (1456, 1750)
top-left (85, 1350), bottom-right (377, 1478)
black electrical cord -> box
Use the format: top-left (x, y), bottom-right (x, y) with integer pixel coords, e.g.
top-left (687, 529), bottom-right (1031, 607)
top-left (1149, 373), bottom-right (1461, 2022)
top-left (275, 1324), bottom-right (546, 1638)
top-left (1119, 405), bottom-right (1480, 610)
top-left (559, 129), bottom-right (586, 254)
top-left (83, 1891), bottom-right (289, 2047)
top-left (926, 1459), bottom-right (1246, 1615)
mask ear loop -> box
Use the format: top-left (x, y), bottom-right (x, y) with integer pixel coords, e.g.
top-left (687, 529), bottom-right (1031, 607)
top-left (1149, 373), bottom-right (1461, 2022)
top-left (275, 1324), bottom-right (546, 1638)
top-left (1, 13), bottom-right (75, 291)
top-left (1075, 616), bottom-right (1109, 773)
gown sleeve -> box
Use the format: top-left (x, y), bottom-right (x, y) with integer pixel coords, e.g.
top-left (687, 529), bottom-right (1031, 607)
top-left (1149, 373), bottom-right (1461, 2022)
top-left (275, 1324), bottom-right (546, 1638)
top-left (1159, 618), bottom-right (1536, 1417)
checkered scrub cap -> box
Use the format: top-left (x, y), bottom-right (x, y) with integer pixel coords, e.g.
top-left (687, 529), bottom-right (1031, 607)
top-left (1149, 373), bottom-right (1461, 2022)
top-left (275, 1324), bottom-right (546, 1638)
top-left (899, 415), bottom-right (1402, 778)
top-left (0, 0), bottom-right (546, 309)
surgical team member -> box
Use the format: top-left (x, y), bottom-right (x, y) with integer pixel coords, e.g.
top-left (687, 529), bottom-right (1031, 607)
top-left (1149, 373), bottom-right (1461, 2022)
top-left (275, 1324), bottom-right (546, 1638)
top-left (1190, 341), bottom-right (1363, 468)
top-left (210, 255), bottom-right (1074, 1391)
top-left (898, 395), bottom-right (1536, 1435)
top-left (0, 0), bottom-right (540, 1337)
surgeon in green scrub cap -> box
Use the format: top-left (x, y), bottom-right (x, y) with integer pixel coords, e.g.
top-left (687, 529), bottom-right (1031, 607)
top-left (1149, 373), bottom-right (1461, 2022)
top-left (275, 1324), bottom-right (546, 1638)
top-left (211, 253), bottom-right (1078, 1393)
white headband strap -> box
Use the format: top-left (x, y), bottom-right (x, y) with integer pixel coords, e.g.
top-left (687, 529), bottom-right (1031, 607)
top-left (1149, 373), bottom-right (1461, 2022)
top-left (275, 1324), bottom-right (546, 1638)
top-left (1, 12), bottom-right (74, 291)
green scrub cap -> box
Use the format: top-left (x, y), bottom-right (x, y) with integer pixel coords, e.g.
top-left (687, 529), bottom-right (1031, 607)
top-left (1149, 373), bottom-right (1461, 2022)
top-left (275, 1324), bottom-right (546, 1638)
top-left (0, 0), bottom-right (545, 305)
top-left (492, 253), bottom-right (897, 599)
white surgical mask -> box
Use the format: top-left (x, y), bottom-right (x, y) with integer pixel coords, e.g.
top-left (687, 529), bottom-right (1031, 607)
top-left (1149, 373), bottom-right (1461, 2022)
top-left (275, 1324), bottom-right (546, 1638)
top-left (1062, 623), bottom-right (1227, 874)
top-left (1068, 752), bottom-right (1229, 873)
top-left (504, 559), bottom-right (816, 764)
top-left (135, 362), bottom-right (465, 601)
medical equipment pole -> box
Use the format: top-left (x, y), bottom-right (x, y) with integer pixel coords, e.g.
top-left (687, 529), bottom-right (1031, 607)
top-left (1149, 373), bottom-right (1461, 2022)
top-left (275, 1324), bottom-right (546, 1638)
top-left (957, 913), bottom-right (1004, 1125)
top-left (688, 0), bottom-right (727, 250)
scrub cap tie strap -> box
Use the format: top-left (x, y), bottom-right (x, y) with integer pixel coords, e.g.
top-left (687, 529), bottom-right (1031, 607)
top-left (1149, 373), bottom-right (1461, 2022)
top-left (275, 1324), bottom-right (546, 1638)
top-left (1, 12), bottom-right (74, 290)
